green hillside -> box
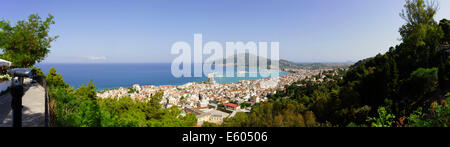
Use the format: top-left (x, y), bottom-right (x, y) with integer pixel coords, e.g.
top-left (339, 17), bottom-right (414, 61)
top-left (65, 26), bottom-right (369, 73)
top-left (220, 0), bottom-right (450, 127)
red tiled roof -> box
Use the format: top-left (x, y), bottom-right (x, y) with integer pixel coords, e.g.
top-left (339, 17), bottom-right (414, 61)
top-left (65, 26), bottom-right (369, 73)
top-left (225, 103), bottom-right (239, 107)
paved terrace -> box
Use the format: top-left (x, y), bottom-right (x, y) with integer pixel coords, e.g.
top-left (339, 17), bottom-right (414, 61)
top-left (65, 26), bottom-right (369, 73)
top-left (0, 79), bottom-right (46, 127)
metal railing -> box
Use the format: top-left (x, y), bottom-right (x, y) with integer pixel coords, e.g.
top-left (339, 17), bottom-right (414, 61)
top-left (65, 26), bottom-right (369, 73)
top-left (36, 76), bottom-right (50, 127)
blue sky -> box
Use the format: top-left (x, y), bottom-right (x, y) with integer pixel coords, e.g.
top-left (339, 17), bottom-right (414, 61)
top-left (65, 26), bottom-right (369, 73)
top-left (2, 0), bottom-right (450, 63)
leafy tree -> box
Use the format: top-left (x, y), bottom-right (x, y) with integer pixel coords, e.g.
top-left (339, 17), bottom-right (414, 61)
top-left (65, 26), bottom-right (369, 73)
top-left (0, 14), bottom-right (58, 67)
top-left (74, 80), bottom-right (97, 99)
top-left (399, 0), bottom-right (442, 47)
top-left (240, 102), bottom-right (252, 108)
top-left (30, 66), bottom-right (46, 84)
top-left (30, 66), bottom-right (45, 78)
top-left (127, 87), bottom-right (137, 94)
top-left (180, 96), bottom-right (185, 103)
top-left (404, 68), bottom-right (438, 99)
top-left (46, 67), bottom-right (68, 88)
top-left (440, 19), bottom-right (450, 43)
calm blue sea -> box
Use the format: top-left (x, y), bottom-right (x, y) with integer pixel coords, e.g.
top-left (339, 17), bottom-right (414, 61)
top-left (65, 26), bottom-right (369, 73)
top-left (35, 63), bottom-right (289, 90)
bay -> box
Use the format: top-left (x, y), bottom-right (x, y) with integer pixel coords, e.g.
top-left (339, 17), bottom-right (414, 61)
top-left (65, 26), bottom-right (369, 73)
top-left (36, 63), bottom-right (289, 90)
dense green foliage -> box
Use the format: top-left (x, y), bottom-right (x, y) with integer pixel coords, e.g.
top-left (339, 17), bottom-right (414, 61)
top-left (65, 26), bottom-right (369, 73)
top-left (334, 0), bottom-right (449, 126)
top-left (222, 72), bottom-right (340, 127)
top-left (441, 19), bottom-right (450, 43)
top-left (406, 67), bottom-right (439, 98)
top-left (47, 68), bottom-right (197, 127)
top-left (0, 14), bottom-right (58, 67)
top-left (221, 0), bottom-right (449, 127)
top-left (46, 67), bottom-right (69, 88)
top-left (408, 93), bottom-right (449, 127)
top-left (49, 83), bottom-right (101, 127)
top-left (223, 100), bottom-right (319, 127)
top-left (31, 66), bottom-right (45, 78)
top-left (47, 68), bottom-right (100, 127)
top-left (366, 107), bottom-right (396, 127)
top-left (98, 93), bottom-right (197, 127)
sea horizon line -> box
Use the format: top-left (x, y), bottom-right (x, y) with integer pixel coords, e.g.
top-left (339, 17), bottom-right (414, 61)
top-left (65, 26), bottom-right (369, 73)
top-left (37, 61), bottom-right (355, 65)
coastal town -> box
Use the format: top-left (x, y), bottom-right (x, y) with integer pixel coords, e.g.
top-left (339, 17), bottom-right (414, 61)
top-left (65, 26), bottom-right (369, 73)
top-left (97, 68), bottom-right (346, 126)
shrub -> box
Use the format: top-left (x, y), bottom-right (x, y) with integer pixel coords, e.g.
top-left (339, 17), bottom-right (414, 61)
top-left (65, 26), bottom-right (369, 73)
top-left (366, 107), bottom-right (396, 127)
top-left (47, 68), bottom-right (100, 127)
top-left (30, 66), bottom-right (45, 78)
top-left (49, 86), bottom-right (100, 127)
top-left (0, 74), bottom-right (11, 81)
top-left (46, 67), bottom-right (68, 88)
top-left (406, 67), bottom-right (439, 98)
top-left (98, 92), bottom-right (197, 127)
top-left (408, 93), bottom-right (449, 127)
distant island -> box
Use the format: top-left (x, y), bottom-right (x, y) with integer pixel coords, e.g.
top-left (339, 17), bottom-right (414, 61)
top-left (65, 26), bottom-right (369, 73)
top-left (206, 53), bottom-right (352, 70)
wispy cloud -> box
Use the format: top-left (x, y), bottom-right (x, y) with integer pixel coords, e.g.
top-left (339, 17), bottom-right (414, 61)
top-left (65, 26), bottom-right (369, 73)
top-left (85, 56), bottom-right (107, 61)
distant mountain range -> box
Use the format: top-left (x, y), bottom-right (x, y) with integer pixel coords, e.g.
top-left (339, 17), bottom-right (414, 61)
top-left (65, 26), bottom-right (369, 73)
top-left (206, 53), bottom-right (352, 70)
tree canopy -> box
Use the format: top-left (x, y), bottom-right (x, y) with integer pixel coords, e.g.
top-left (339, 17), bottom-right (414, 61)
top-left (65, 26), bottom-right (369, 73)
top-left (399, 0), bottom-right (442, 46)
top-left (0, 14), bottom-right (58, 67)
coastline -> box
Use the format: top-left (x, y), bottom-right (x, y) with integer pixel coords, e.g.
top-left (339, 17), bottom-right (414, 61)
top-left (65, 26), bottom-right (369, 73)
top-left (37, 63), bottom-right (293, 91)
top-left (96, 68), bottom-right (335, 104)
top-left (96, 68), bottom-right (293, 92)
